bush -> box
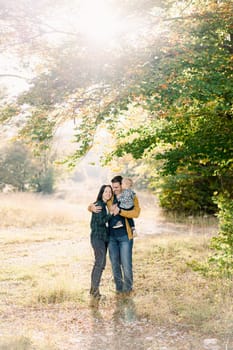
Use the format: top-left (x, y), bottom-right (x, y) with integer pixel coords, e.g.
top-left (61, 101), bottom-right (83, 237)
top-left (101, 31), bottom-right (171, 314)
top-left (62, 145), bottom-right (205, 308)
top-left (0, 142), bottom-right (55, 194)
top-left (158, 174), bottom-right (217, 214)
top-left (32, 167), bottom-right (55, 194)
top-left (208, 194), bottom-right (233, 277)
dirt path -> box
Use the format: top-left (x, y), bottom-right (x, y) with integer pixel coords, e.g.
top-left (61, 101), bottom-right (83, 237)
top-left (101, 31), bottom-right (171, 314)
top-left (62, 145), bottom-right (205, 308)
top-left (0, 300), bottom-right (200, 350)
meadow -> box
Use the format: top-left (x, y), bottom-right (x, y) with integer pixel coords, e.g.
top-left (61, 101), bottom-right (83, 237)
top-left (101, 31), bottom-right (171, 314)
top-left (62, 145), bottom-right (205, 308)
top-left (0, 192), bottom-right (232, 350)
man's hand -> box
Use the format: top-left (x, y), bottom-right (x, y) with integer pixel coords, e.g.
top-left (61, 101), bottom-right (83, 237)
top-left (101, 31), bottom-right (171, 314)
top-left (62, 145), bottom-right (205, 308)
top-left (88, 203), bottom-right (102, 213)
top-left (112, 205), bottom-right (120, 216)
top-left (109, 204), bottom-right (117, 215)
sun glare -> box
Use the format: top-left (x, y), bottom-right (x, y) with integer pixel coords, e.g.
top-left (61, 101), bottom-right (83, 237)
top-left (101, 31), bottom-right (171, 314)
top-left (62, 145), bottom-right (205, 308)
top-left (78, 0), bottom-right (121, 44)
top-left (42, 0), bottom-right (146, 48)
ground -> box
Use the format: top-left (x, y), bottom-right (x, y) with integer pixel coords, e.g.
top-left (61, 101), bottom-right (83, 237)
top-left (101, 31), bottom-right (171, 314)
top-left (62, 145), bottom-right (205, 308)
top-left (0, 192), bottom-right (231, 350)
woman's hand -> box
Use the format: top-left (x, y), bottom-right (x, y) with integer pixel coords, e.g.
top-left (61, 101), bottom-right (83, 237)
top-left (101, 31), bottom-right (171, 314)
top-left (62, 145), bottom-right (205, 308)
top-left (88, 203), bottom-right (102, 213)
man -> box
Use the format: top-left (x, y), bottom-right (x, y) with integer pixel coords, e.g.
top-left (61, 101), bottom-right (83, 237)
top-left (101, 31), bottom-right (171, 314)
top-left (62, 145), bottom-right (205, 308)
top-left (88, 175), bottom-right (141, 295)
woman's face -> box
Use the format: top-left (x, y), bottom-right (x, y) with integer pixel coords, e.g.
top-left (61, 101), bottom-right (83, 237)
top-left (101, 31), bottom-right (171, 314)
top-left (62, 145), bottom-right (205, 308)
top-left (102, 186), bottom-right (112, 202)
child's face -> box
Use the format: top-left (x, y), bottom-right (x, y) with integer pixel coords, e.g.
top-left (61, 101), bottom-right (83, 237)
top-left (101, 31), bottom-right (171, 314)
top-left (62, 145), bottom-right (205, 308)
top-left (122, 179), bottom-right (131, 189)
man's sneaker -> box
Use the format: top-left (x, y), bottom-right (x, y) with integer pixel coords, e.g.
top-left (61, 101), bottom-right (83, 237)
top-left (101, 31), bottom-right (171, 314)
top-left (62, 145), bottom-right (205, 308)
top-left (112, 221), bottom-right (123, 229)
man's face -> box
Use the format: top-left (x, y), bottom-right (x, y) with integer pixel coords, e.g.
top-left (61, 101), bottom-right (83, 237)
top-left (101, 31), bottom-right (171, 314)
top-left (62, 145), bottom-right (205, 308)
top-left (111, 182), bottom-right (122, 196)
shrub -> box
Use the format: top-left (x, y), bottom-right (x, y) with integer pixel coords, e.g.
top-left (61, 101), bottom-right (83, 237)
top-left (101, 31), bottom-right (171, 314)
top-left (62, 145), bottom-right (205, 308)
top-left (158, 174), bottom-right (217, 214)
top-left (208, 194), bottom-right (233, 277)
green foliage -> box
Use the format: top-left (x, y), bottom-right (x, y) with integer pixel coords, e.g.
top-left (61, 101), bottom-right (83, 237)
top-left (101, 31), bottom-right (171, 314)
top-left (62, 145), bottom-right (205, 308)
top-left (110, 101), bottom-right (233, 213)
top-left (0, 105), bottom-right (19, 123)
top-left (155, 106), bottom-right (233, 178)
top-left (189, 194), bottom-right (233, 277)
top-left (157, 174), bottom-right (218, 214)
top-left (0, 142), bottom-right (38, 191)
top-left (0, 142), bottom-right (55, 193)
top-left (208, 194), bottom-right (233, 276)
top-left (105, 0), bottom-right (233, 214)
top-left (1, 0), bottom-right (232, 216)
top-left (31, 167), bottom-right (54, 194)
top-left (18, 109), bottom-right (56, 155)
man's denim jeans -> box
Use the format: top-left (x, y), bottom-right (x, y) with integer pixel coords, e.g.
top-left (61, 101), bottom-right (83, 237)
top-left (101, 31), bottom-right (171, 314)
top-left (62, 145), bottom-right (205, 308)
top-left (90, 236), bottom-right (108, 291)
top-left (109, 233), bottom-right (133, 292)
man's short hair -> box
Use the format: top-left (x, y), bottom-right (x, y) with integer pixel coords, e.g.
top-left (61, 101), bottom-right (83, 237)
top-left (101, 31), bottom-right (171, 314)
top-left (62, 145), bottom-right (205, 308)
top-left (111, 175), bottom-right (123, 184)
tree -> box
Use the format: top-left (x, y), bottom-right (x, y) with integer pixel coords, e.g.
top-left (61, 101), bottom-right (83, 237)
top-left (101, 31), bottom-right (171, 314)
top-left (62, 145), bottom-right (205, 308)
top-left (1, 0), bottom-right (232, 273)
top-left (106, 0), bottom-right (233, 213)
top-left (0, 142), bottom-right (55, 193)
top-left (0, 142), bottom-right (37, 191)
top-left (0, 0), bottom-right (232, 207)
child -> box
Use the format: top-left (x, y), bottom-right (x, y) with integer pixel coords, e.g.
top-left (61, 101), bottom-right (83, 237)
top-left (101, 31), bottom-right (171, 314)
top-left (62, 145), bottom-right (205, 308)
top-left (112, 177), bottom-right (137, 237)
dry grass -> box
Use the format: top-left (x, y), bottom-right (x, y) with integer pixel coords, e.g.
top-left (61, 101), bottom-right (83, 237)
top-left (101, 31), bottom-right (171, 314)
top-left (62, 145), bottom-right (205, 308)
top-left (0, 336), bottom-right (32, 350)
top-left (134, 235), bottom-right (233, 337)
top-left (0, 192), bottom-right (90, 228)
top-left (0, 192), bottom-right (232, 349)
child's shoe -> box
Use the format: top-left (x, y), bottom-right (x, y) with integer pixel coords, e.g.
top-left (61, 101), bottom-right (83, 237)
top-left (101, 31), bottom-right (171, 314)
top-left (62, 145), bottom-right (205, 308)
top-left (113, 221), bottom-right (123, 229)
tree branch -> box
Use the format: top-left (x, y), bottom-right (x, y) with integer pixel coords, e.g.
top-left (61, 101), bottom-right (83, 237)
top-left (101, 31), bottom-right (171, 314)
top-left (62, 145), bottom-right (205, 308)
top-left (0, 73), bottom-right (29, 80)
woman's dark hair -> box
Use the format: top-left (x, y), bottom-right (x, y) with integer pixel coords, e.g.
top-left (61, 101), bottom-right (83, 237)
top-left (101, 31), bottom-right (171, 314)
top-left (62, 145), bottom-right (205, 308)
top-left (96, 184), bottom-right (113, 201)
top-left (111, 175), bottom-right (123, 185)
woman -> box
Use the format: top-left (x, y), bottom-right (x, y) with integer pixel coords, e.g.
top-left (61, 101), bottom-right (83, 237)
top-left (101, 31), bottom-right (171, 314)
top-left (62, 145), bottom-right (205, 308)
top-left (90, 184), bottom-right (113, 298)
